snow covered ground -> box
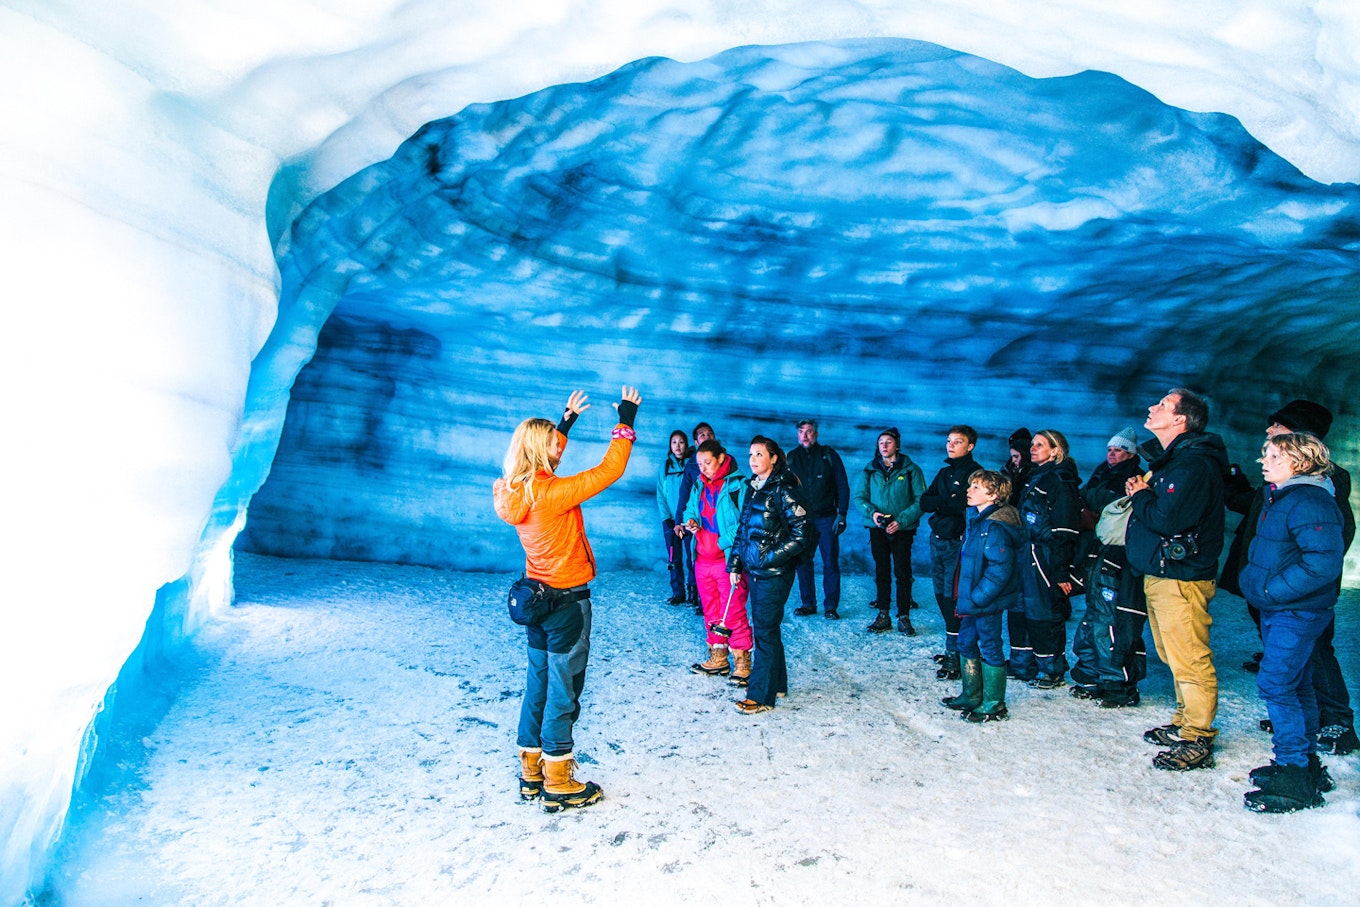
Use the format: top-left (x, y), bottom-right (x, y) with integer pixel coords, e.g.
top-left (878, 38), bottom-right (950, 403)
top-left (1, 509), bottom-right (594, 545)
top-left (46, 553), bottom-right (1360, 905)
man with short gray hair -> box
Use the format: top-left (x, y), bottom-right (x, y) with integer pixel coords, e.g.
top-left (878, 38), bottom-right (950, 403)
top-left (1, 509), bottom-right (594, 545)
top-left (788, 419), bottom-right (850, 619)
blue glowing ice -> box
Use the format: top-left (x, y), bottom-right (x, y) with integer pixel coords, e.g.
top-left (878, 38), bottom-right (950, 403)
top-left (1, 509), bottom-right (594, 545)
top-left (235, 40), bottom-right (1360, 575)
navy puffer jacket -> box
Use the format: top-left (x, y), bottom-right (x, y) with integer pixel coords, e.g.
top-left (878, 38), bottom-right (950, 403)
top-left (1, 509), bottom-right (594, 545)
top-left (956, 504), bottom-right (1025, 616)
top-left (1018, 459), bottom-right (1082, 619)
top-left (1239, 476), bottom-right (1345, 612)
top-left (728, 468), bottom-right (814, 579)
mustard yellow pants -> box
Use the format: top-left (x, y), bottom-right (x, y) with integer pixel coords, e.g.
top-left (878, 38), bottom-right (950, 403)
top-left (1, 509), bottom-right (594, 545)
top-left (1144, 577), bottom-right (1219, 741)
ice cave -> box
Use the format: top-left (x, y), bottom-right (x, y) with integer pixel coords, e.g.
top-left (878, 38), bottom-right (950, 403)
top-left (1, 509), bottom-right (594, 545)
top-left (4, 2), bottom-right (1360, 904)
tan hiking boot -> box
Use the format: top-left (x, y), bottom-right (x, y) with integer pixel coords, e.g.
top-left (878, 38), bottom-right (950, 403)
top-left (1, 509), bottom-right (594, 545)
top-left (729, 648), bottom-right (751, 686)
top-left (519, 747), bottom-right (544, 800)
top-left (691, 644), bottom-right (731, 676)
top-left (541, 753), bottom-right (603, 812)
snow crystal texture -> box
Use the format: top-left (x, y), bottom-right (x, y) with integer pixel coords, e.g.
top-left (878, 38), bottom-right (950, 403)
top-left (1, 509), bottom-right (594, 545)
top-left (45, 555), bottom-right (1360, 905)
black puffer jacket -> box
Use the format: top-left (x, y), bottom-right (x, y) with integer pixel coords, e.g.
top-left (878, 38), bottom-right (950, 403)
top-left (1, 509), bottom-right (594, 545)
top-left (1126, 431), bottom-right (1229, 580)
top-left (1018, 459), bottom-right (1082, 619)
top-left (728, 468), bottom-right (814, 579)
top-left (1080, 457), bottom-right (1143, 515)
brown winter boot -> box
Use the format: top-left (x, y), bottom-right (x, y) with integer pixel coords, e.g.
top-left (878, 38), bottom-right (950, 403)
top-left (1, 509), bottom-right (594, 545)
top-left (729, 649), bottom-right (752, 686)
top-left (691, 644), bottom-right (731, 676)
top-left (541, 753), bottom-right (603, 813)
top-left (519, 747), bottom-right (544, 800)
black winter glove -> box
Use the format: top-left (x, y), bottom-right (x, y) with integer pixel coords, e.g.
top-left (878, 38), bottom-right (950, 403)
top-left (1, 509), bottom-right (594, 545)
top-left (833, 514), bottom-right (847, 536)
top-left (616, 398), bottom-right (639, 428)
top-left (556, 408), bottom-right (580, 436)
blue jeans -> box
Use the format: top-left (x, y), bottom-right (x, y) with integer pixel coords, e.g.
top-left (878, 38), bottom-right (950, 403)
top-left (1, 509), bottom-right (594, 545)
top-left (747, 571), bottom-right (795, 706)
top-left (796, 515), bottom-right (841, 610)
top-left (1258, 608), bottom-right (1332, 767)
top-left (958, 613), bottom-right (1005, 667)
top-left (517, 594), bottom-right (592, 757)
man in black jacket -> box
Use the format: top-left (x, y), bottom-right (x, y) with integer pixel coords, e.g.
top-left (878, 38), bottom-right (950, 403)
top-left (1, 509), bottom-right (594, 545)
top-left (1126, 388), bottom-right (1228, 772)
top-left (919, 425), bottom-right (982, 680)
top-left (788, 419), bottom-right (850, 619)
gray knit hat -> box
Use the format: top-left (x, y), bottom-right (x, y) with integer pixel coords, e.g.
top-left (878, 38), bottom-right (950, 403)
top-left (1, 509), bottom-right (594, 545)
top-left (1107, 427), bottom-right (1139, 455)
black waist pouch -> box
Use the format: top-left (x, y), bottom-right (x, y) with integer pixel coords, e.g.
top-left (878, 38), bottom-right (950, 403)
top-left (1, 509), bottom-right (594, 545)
top-left (508, 577), bottom-right (556, 626)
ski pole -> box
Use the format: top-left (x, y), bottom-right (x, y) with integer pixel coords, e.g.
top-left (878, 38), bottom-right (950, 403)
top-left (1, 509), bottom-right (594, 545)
top-left (709, 581), bottom-right (738, 638)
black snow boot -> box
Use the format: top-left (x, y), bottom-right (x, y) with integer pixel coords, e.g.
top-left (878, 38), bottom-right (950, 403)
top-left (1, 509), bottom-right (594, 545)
top-left (1097, 685), bottom-right (1141, 708)
top-left (936, 652), bottom-right (961, 681)
top-left (867, 609), bottom-right (893, 633)
top-left (1318, 724), bottom-right (1359, 756)
top-left (1249, 754), bottom-right (1335, 794)
top-left (1243, 763), bottom-right (1324, 813)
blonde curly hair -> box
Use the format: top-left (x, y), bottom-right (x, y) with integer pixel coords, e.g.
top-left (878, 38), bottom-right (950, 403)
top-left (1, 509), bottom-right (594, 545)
top-left (1261, 432), bottom-right (1333, 477)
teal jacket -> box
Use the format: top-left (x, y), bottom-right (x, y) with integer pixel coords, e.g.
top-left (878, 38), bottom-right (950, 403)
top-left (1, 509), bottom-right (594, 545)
top-left (683, 465), bottom-right (747, 555)
top-left (656, 453), bottom-right (689, 522)
top-left (854, 454), bottom-right (927, 530)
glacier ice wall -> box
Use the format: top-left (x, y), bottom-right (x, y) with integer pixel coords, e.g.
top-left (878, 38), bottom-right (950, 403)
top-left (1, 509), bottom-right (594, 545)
top-left (238, 41), bottom-right (1360, 575)
top-left (5, 1), bottom-right (1360, 902)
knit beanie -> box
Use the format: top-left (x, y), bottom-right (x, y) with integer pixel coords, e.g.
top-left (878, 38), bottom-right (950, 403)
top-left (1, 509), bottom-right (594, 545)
top-left (1107, 427), bottom-right (1139, 455)
top-left (1267, 399), bottom-right (1333, 439)
top-left (1008, 427), bottom-right (1032, 453)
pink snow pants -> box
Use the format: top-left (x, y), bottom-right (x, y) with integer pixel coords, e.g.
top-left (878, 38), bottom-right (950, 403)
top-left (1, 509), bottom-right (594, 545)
top-left (696, 554), bottom-right (752, 649)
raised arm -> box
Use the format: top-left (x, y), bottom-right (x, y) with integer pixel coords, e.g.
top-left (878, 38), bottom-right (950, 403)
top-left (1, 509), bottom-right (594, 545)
top-left (538, 386), bottom-right (642, 513)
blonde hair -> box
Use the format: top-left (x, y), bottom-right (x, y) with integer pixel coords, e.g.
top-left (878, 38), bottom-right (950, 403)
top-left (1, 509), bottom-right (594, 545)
top-left (502, 418), bottom-right (558, 503)
top-left (1034, 429), bottom-right (1070, 464)
top-left (1261, 432), bottom-right (1333, 477)
top-left (968, 469), bottom-right (1012, 504)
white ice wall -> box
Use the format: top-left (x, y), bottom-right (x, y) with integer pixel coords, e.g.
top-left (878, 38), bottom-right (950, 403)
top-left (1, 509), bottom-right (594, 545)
top-left (3, 1), bottom-right (1359, 902)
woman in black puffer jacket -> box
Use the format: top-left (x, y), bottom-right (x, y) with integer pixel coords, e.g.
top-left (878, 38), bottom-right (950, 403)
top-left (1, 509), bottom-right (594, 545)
top-left (1010, 429), bottom-right (1082, 689)
top-left (728, 436), bottom-right (814, 714)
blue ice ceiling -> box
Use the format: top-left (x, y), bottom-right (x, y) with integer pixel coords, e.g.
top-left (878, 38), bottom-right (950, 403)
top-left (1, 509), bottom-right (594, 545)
top-left (237, 39), bottom-right (1360, 572)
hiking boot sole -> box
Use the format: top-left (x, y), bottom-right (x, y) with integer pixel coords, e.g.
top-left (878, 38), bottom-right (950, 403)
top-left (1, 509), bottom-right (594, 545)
top-left (542, 783), bottom-right (603, 813)
top-left (1243, 790), bottom-right (1323, 813)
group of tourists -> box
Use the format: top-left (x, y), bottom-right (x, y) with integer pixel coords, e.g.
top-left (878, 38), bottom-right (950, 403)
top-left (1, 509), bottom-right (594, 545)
top-left (495, 385), bottom-right (1354, 817)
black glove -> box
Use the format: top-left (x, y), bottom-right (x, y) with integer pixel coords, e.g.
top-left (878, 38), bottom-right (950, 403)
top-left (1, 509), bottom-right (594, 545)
top-left (834, 514), bottom-right (847, 536)
top-left (556, 408), bottom-right (580, 436)
top-left (616, 398), bottom-right (639, 428)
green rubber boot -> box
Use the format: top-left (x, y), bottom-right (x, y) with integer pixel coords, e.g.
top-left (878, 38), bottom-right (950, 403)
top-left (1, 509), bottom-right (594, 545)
top-left (942, 657), bottom-right (983, 711)
top-left (966, 662), bottom-right (1010, 722)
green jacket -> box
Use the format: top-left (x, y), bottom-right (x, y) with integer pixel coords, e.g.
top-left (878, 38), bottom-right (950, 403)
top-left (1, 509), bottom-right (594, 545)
top-left (854, 454), bottom-right (927, 530)
top-left (656, 453), bottom-right (689, 522)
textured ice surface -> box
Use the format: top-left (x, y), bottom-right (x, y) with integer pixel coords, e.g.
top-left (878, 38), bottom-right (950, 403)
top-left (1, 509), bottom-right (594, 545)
top-left (239, 41), bottom-right (1360, 575)
top-left (44, 555), bottom-right (1360, 905)
top-left (8, 3), bottom-right (1360, 901)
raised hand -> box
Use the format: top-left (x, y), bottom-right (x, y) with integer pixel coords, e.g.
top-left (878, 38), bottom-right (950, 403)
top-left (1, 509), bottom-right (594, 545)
top-left (565, 390), bottom-right (591, 416)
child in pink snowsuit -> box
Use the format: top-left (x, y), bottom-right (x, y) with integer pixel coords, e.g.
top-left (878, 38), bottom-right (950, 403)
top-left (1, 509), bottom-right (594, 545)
top-left (683, 439), bottom-right (753, 684)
